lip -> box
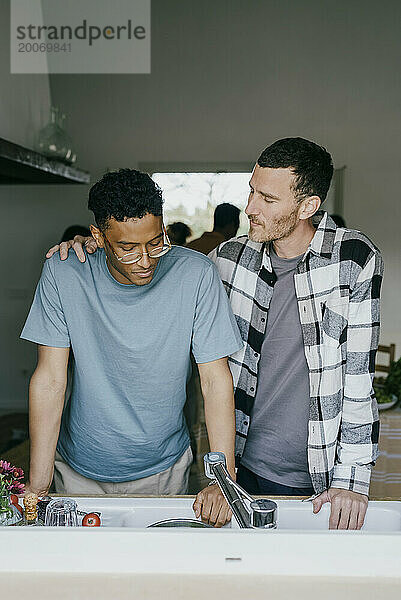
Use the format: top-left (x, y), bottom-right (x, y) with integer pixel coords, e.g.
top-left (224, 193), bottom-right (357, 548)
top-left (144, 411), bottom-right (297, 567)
top-left (134, 269), bottom-right (154, 278)
top-left (250, 221), bottom-right (263, 227)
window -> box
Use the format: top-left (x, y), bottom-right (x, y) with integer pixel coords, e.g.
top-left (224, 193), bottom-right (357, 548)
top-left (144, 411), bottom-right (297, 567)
top-left (143, 162), bottom-right (345, 241)
top-left (152, 172), bottom-right (251, 240)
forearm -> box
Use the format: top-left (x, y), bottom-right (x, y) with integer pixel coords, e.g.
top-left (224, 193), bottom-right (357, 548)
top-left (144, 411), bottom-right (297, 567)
top-left (28, 369), bottom-right (66, 494)
top-left (201, 374), bottom-right (236, 480)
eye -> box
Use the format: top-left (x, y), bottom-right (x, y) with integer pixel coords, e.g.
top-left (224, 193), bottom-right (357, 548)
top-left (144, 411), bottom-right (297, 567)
top-left (149, 237), bottom-right (163, 247)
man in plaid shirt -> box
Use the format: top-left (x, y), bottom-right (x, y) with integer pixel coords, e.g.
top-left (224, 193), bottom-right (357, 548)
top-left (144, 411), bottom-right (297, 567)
top-left (208, 138), bottom-right (383, 530)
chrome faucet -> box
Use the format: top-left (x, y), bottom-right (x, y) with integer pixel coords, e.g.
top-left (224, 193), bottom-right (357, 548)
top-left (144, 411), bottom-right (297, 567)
top-left (204, 452), bottom-right (277, 529)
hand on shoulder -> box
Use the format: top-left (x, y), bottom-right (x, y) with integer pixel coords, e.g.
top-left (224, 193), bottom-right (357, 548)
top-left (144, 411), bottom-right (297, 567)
top-left (46, 235), bottom-right (97, 263)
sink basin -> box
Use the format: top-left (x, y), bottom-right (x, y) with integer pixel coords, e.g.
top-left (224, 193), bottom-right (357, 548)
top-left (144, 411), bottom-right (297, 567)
top-left (63, 497), bottom-right (401, 532)
top-left (148, 518), bottom-right (213, 528)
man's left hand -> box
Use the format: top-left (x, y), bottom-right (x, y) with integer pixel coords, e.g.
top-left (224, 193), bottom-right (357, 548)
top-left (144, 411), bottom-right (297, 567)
top-left (312, 487), bottom-right (368, 530)
top-left (192, 484), bottom-right (232, 527)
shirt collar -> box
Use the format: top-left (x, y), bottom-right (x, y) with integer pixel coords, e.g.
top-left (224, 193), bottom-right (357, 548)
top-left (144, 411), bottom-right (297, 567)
top-left (308, 210), bottom-right (337, 260)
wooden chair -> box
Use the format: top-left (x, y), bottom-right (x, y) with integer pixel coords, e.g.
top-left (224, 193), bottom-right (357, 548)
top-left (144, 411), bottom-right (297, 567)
top-left (375, 343), bottom-right (396, 375)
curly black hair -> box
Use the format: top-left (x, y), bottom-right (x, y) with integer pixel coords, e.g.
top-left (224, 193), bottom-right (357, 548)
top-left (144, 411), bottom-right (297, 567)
top-left (88, 168), bottom-right (163, 230)
top-left (257, 137), bottom-right (333, 203)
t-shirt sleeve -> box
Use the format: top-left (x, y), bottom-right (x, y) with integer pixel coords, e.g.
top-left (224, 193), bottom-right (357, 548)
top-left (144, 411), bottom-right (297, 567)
top-left (191, 263), bottom-right (244, 364)
top-left (20, 259), bottom-right (70, 348)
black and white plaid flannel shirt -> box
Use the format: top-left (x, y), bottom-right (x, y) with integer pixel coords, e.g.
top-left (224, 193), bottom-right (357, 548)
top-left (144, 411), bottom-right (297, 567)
top-left (210, 211), bottom-right (384, 496)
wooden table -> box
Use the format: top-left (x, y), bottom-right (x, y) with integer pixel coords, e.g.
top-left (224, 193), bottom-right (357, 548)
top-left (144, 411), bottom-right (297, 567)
top-left (371, 406), bottom-right (401, 498)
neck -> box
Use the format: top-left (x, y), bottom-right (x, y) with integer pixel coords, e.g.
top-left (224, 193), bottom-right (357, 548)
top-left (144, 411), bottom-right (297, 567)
top-left (106, 257), bottom-right (134, 285)
top-left (272, 218), bottom-right (316, 259)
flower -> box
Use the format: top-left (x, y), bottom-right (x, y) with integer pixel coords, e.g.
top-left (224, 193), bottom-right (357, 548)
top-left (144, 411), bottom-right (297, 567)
top-left (10, 481), bottom-right (25, 495)
top-left (13, 468), bottom-right (24, 480)
top-left (0, 461), bottom-right (12, 475)
top-left (0, 460), bottom-right (25, 496)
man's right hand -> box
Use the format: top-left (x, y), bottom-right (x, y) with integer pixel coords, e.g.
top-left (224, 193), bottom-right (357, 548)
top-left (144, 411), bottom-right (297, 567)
top-left (46, 235), bottom-right (97, 263)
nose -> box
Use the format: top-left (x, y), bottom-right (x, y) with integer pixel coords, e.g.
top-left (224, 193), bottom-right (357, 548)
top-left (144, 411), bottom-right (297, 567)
top-left (137, 250), bottom-right (151, 270)
top-left (245, 193), bottom-right (258, 216)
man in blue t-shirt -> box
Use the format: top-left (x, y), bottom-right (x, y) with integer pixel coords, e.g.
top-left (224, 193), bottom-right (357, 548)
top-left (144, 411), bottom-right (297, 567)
top-left (21, 169), bottom-right (243, 527)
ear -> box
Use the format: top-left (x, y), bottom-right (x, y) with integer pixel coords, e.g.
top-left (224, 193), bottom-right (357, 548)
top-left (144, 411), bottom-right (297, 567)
top-left (298, 195), bottom-right (321, 221)
top-left (89, 224), bottom-right (105, 248)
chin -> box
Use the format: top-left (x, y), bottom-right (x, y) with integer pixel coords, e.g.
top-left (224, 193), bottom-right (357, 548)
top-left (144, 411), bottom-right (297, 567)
top-left (131, 274), bottom-right (154, 286)
top-left (249, 228), bottom-right (268, 243)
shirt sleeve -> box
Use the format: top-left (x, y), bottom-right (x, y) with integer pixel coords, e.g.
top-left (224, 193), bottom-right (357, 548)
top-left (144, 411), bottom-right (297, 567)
top-left (20, 259), bottom-right (70, 348)
top-left (191, 263), bottom-right (244, 364)
top-left (332, 248), bottom-right (384, 496)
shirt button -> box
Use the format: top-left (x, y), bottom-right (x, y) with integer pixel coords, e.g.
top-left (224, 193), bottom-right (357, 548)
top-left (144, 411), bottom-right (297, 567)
top-left (261, 318), bottom-right (265, 323)
top-left (250, 387), bottom-right (255, 392)
top-left (254, 352), bottom-right (258, 357)
top-left (243, 421), bottom-right (248, 426)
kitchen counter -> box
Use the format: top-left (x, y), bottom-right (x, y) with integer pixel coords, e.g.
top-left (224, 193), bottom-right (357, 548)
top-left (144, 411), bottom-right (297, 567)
top-left (1, 495), bottom-right (401, 598)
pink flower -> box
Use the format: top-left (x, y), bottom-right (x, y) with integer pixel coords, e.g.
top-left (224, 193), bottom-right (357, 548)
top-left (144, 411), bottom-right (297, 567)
top-left (13, 468), bottom-right (24, 480)
top-left (10, 481), bottom-right (25, 494)
top-left (0, 460), bottom-right (12, 475)
top-left (0, 461), bottom-right (25, 496)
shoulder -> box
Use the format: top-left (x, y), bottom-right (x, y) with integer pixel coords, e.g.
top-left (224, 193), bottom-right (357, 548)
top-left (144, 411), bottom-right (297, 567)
top-left (334, 227), bottom-right (383, 269)
top-left (162, 245), bottom-right (218, 282)
top-left (165, 245), bottom-right (214, 268)
top-left (209, 236), bottom-right (264, 282)
top-left (186, 232), bottom-right (206, 248)
top-left (44, 250), bottom-right (99, 282)
top-left (213, 235), bottom-right (261, 261)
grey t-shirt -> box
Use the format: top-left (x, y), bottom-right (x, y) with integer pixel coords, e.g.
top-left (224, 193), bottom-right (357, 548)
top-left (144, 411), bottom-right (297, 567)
top-left (241, 246), bottom-right (312, 488)
top-left (20, 246), bottom-right (243, 482)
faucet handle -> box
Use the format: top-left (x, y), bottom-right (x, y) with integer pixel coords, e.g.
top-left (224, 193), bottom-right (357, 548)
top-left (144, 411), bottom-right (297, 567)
top-left (204, 452), bottom-right (226, 478)
top-left (250, 499), bottom-right (278, 529)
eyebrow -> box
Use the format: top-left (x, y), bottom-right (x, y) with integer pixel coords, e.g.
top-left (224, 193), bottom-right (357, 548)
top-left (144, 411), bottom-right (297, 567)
top-left (117, 232), bottom-right (163, 246)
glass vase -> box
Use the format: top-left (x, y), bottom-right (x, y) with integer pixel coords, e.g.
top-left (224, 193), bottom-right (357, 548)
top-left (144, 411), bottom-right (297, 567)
top-left (36, 106), bottom-right (76, 165)
top-left (0, 493), bottom-right (23, 526)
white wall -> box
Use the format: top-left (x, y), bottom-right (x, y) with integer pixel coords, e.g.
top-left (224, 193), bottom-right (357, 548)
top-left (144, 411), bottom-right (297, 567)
top-left (0, 186), bottom-right (91, 412)
top-left (1, 0), bottom-right (400, 411)
top-left (0, 0), bottom-right (51, 149)
top-left (0, 1), bottom-right (90, 412)
top-left (49, 0), bottom-right (400, 354)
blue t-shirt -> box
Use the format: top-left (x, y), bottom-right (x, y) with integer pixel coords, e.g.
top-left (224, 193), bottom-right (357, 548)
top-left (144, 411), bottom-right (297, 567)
top-left (21, 246), bottom-right (243, 482)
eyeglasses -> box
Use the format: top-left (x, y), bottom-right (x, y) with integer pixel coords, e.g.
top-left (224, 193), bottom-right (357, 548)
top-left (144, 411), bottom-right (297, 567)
top-left (103, 223), bottom-right (172, 264)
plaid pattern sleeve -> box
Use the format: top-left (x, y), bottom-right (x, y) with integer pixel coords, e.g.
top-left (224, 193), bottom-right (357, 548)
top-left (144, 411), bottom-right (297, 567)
top-left (332, 246), bottom-right (384, 495)
top-left (209, 212), bottom-right (384, 497)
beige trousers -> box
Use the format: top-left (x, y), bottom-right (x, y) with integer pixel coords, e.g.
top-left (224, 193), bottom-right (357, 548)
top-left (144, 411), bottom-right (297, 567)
top-left (53, 447), bottom-right (193, 495)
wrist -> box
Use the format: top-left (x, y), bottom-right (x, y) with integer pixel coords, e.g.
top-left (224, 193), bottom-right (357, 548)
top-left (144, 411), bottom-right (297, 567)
top-left (26, 474), bottom-right (52, 496)
top-left (25, 483), bottom-right (51, 497)
top-left (227, 465), bottom-right (236, 481)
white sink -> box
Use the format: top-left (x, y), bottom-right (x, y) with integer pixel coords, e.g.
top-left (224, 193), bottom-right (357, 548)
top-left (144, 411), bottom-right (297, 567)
top-left (3, 498), bottom-right (401, 592)
top-left (67, 497), bottom-right (401, 532)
